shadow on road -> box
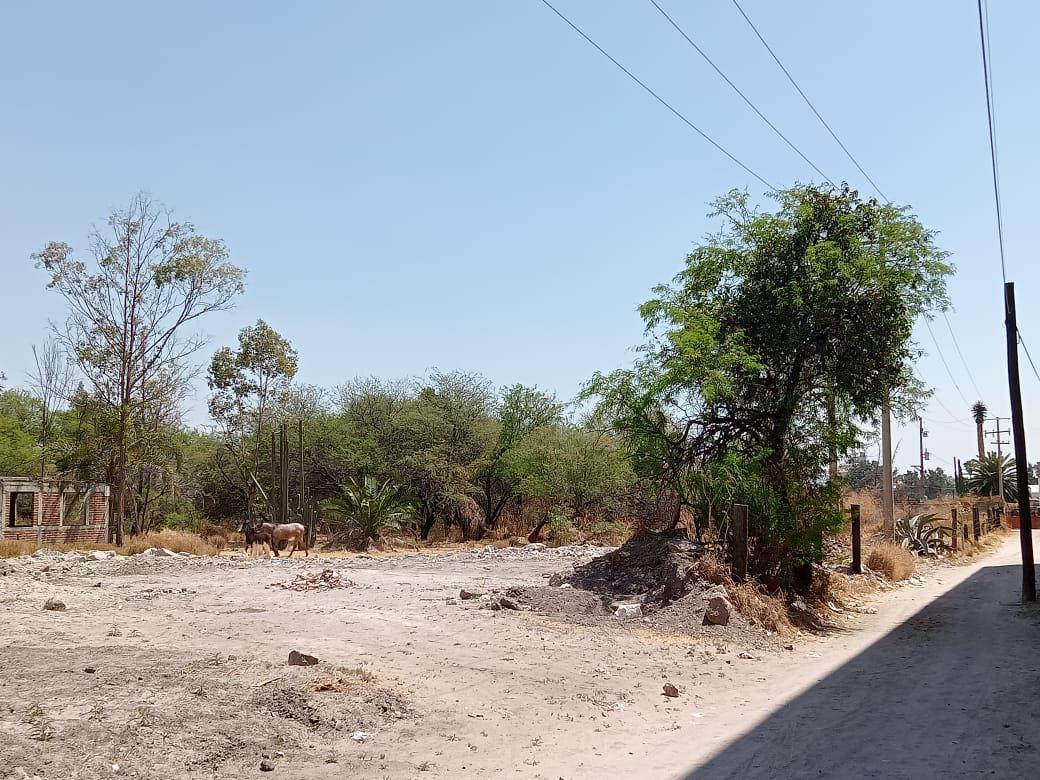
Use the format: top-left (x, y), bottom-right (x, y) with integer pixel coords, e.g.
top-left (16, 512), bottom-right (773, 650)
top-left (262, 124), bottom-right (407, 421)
top-left (685, 563), bottom-right (1040, 779)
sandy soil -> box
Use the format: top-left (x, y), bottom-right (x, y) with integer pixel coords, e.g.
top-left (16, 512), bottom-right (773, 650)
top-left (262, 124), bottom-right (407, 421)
top-left (1, 536), bottom-right (1036, 779)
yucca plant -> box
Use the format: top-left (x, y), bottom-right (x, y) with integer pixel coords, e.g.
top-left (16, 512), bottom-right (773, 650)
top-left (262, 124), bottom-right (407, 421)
top-left (322, 477), bottom-right (416, 545)
top-left (965, 452), bottom-right (1016, 501)
top-left (895, 513), bottom-right (944, 555)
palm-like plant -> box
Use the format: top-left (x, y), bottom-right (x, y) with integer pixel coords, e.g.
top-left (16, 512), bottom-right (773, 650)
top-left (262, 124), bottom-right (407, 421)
top-left (971, 401), bottom-right (987, 460)
top-left (322, 477), bottom-right (416, 544)
top-left (965, 452), bottom-right (1016, 501)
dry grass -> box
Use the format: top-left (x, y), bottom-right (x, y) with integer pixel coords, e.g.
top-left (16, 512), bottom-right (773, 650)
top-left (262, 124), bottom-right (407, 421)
top-left (1, 529), bottom-right (218, 558)
top-left (866, 543), bottom-right (915, 581)
top-left (117, 530), bottom-right (218, 556)
top-left (694, 554), bottom-right (793, 635)
top-left (728, 581), bottom-right (794, 635)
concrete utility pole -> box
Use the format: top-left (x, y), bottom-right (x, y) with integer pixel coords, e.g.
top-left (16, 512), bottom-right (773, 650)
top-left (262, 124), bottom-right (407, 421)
top-left (881, 401), bottom-right (895, 538)
top-left (918, 418), bottom-right (929, 501)
top-left (986, 416), bottom-right (1010, 501)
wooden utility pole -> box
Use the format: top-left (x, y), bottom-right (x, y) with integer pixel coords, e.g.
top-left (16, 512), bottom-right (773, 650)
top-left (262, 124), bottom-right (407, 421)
top-left (985, 416), bottom-right (1009, 502)
top-left (731, 504), bottom-right (748, 582)
top-left (850, 504), bottom-right (862, 574)
top-left (1003, 283), bottom-right (1036, 602)
top-left (881, 401), bottom-right (895, 538)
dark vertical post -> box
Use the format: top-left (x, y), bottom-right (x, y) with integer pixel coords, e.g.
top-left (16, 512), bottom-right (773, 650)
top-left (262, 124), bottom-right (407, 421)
top-left (973, 506), bottom-right (981, 541)
top-left (851, 504), bottom-right (862, 574)
top-left (951, 507), bottom-right (959, 552)
top-left (298, 419), bottom-right (305, 512)
top-left (732, 504), bottom-right (748, 582)
top-left (270, 431), bottom-right (277, 519)
top-left (1005, 282), bottom-right (1037, 601)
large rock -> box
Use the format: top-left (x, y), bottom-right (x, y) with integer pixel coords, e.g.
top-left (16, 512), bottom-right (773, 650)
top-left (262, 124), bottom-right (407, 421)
top-left (43, 598), bottom-right (66, 611)
top-left (613, 603), bottom-right (643, 620)
top-left (703, 590), bottom-right (732, 626)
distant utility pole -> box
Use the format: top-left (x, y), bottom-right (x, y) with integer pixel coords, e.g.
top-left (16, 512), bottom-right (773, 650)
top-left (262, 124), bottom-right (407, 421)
top-left (881, 401), bottom-right (895, 537)
top-left (986, 415), bottom-right (1010, 501)
top-left (919, 418), bottom-right (935, 503)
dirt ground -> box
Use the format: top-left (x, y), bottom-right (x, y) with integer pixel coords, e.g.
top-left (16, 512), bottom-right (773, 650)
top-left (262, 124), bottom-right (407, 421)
top-left (1, 537), bottom-right (1035, 779)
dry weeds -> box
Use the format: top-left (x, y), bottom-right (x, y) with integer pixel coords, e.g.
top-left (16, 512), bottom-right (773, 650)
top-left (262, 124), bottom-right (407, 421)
top-left (867, 543), bottom-right (915, 581)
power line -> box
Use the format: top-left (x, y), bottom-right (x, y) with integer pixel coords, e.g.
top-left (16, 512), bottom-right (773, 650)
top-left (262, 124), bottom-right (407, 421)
top-left (729, 0), bottom-right (981, 405)
top-left (942, 310), bottom-right (983, 398)
top-left (977, 0), bottom-right (1007, 285)
top-left (729, 0), bottom-right (887, 202)
top-left (977, 0), bottom-right (1040, 389)
top-left (1018, 332), bottom-right (1040, 385)
top-left (646, 0), bottom-right (834, 185)
top-left (924, 318), bottom-right (971, 407)
top-left (538, 0), bottom-right (776, 190)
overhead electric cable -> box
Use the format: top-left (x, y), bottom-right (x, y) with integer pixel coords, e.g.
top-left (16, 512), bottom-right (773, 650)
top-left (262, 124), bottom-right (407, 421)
top-left (538, 0), bottom-right (776, 190)
top-left (977, 0), bottom-right (1008, 286)
top-left (976, 0), bottom-right (1040, 387)
top-left (729, 0), bottom-right (888, 201)
top-left (942, 311), bottom-right (983, 398)
top-left (924, 318), bottom-right (971, 407)
top-left (647, 0), bottom-right (834, 185)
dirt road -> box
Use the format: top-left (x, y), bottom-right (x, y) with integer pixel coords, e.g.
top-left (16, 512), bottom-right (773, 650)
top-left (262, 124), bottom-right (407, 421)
top-left (679, 532), bottom-right (1040, 779)
top-left (1, 536), bottom-right (1037, 779)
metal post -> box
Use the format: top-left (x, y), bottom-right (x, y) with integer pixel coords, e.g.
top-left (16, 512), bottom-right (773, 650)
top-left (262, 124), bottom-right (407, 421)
top-left (732, 504), bottom-right (748, 582)
top-left (851, 504), bottom-right (862, 574)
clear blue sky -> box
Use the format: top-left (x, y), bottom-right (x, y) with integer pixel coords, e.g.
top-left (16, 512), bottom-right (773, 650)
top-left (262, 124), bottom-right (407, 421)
top-left (2, 1), bottom-right (1037, 473)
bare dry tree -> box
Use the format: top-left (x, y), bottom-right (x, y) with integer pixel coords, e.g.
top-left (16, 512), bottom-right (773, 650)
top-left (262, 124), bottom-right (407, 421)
top-left (27, 337), bottom-right (76, 481)
top-left (33, 193), bottom-right (245, 543)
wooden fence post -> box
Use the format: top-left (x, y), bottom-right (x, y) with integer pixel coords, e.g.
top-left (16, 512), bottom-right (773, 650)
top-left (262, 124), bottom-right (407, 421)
top-left (732, 503), bottom-right (748, 582)
top-left (951, 507), bottom-right (959, 552)
top-left (973, 506), bottom-right (981, 541)
top-left (850, 504), bottom-right (862, 574)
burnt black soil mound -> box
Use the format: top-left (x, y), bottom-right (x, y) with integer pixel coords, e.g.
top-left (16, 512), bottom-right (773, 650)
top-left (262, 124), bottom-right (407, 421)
top-left (567, 531), bottom-right (708, 603)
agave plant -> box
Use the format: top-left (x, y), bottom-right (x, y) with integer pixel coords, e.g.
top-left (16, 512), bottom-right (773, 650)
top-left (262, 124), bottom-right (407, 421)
top-left (321, 477), bottom-right (416, 543)
top-left (895, 513), bottom-right (945, 555)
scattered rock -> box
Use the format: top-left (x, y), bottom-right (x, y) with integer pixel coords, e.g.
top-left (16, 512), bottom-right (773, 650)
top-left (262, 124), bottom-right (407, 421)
top-left (259, 760), bottom-right (275, 772)
top-left (351, 730), bottom-right (372, 743)
top-left (83, 667), bottom-right (97, 674)
top-left (548, 572), bottom-right (567, 587)
top-left (662, 683), bottom-right (680, 698)
top-left (287, 650), bottom-right (319, 666)
top-left (139, 547), bottom-right (179, 558)
top-left (737, 651), bottom-right (758, 660)
top-left (43, 598), bottom-right (66, 611)
top-left (459, 589), bottom-right (483, 600)
top-left (612, 603), bottom-right (643, 620)
top-left (86, 550), bottom-right (113, 561)
top-left (792, 598), bottom-right (808, 611)
top-left (486, 600), bottom-right (501, 611)
top-left (783, 643), bottom-right (795, 651)
top-left (445, 597), bottom-right (458, 605)
top-left (498, 597), bottom-right (519, 610)
top-left (703, 593), bottom-right (732, 626)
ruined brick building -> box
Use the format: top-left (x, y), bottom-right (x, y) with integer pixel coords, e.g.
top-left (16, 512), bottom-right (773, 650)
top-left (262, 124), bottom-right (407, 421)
top-left (0, 477), bottom-right (110, 545)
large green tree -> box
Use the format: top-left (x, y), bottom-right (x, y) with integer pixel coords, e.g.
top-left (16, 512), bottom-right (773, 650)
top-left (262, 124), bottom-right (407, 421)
top-left (587, 184), bottom-right (951, 580)
top-left (208, 319), bottom-right (298, 525)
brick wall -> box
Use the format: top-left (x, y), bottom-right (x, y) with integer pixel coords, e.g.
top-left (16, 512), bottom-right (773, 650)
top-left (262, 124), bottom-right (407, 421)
top-left (88, 490), bottom-right (108, 527)
top-left (2, 525), bottom-right (108, 545)
top-left (41, 492), bottom-right (60, 525)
